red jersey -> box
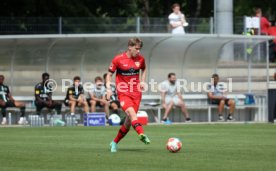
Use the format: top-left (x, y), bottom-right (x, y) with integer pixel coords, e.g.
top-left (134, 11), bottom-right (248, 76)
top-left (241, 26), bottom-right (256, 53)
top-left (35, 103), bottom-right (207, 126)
top-left (259, 16), bottom-right (270, 35)
top-left (108, 52), bottom-right (146, 98)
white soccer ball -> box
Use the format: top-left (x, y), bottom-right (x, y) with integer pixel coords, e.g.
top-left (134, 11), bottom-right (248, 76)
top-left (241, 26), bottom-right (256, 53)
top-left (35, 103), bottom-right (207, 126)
top-left (108, 114), bottom-right (121, 125)
top-left (166, 138), bottom-right (182, 153)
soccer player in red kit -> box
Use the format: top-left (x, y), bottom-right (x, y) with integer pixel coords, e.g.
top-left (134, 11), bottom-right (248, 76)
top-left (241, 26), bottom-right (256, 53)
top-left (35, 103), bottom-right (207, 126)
top-left (106, 38), bottom-right (150, 152)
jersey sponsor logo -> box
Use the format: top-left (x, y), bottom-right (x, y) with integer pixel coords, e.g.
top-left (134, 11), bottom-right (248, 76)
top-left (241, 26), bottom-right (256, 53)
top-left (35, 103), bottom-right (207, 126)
top-left (117, 68), bottom-right (139, 76)
top-left (121, 72), bottom-right (139, 76)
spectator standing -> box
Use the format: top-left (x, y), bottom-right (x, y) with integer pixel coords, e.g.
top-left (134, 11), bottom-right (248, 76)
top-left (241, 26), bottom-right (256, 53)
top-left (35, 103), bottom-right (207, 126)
top-left (255, 8), bottom-right (271, 35)
top-left (168, 3), bottom-right (187, 34)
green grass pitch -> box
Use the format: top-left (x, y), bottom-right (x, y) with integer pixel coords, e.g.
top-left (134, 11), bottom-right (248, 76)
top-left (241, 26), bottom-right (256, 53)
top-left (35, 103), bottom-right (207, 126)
top-left (0, 124), bottom-right (276, 171)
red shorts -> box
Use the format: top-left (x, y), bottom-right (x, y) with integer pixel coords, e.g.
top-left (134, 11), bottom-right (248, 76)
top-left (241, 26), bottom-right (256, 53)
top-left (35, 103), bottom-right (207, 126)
top-left (118, 94), bottom-right (141, 113)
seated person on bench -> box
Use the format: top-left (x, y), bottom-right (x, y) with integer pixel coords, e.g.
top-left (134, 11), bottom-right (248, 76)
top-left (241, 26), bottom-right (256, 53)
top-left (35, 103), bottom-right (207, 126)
top-left (88, 76), bottom-right (109, 118)
top-left (207, 73), bottom-right (235, 121)
top-left (103, 73), bottom-right (120, 115)
top-left (35, 73), bottom-right (62, 116)
top-left (0, 74), bottom-right (26, 125)
top-left (64, 76), bottom-right (89, 116)
top-left (160, 73), bottom-right (191, 124)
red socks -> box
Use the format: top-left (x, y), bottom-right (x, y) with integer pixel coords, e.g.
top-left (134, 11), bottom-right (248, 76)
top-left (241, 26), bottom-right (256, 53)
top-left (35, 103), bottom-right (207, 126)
top-left (114, 125), bottom-right (129, 143)
top-left (113, 120), bottom-right (144, 144)
top-left (131, 120), bottom-right (144, 135)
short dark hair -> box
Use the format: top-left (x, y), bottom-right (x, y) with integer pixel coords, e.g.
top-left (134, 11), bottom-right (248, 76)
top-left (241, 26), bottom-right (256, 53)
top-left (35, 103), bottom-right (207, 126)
top-left (95, 76), bottom-right (103, 82)
top-left (103, 73), bottom-right (107, 80)
top-left (0, 75), bottom-right (4, 79)
top-left (172, 3), bottom-right (180, 9)
top-left (42, 72), bottom-right (49, 79)
top-left (128, 37), bottom-right (143, 48)
top-left (73, 76), bottom-right (81, 81)
top-left (212, 73), bottom-right (219, 78)
top-left (254, 8), bottom-right (262, 15)
top-left (168, 73), bottom-right (176, 78)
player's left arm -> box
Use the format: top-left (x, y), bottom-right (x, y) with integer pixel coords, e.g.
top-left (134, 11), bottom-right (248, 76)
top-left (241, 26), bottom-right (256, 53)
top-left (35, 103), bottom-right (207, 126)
top-left (77, 86), bottom-right (85, 102)
top-left (140, 58), bottom-right (147, 90)
top-left (7, 87), bottom-right (15, 102)
top-left (140, 67), bottom-right (147, 90)
top-left (106, 72), bottom-right (113, 101)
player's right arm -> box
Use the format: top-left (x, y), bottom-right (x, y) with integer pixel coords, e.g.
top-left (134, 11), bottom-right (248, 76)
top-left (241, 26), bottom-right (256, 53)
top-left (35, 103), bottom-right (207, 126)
top-left (106, 57), bottom-right (118, 101)
top-left (106, 72), bottom-right (113, 101)
top-left (68, 88), bottom-right (77, 102)
top-left (6, 87), bottom-right (15, 103)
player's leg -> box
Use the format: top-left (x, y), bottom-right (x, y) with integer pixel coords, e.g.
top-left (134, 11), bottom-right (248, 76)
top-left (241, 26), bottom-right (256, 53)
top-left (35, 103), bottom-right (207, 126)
top-left (227, 99), bottom-right (235, 120)
top-left (132, 97), bottom-right (150, 144)
top-left (162, 96), bottom-right (174, 123)
top-left (113, 116), bottom-right (131, 143)
top-left (35, 101), bottom-right (44, 115)
top-left (90, 100), bottom-right (96, 112)
top-left (110, 95), bottom-right (149, 152)
top-left (81, 100), bottom-right (89, 114)
top-left (110, 114), bottom-right (131, 152)
top-left (176, 97), bottom-right (191, 122)
top-left (69, 100), bottom-right (76, 115)
top-left (78, 100), bottom-right (89, 114)
top-left (218, 100), bottom-right (225, 121)
top-left (50, 100), bottom-right (62, 115)
top-left (14, 101), bottom-right (26, 124)
top-left (1, 105), bottom-right (7, 125)
top-left (102, 101), bottom-right (110, 118)
top-left (110, 101), bottom-right (119, 114)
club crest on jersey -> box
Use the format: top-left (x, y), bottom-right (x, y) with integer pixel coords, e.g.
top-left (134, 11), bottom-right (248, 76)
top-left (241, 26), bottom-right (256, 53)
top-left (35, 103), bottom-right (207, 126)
top-left (135, 62), bottom-right (140, 67)
top-left (120, 101), bottom-right (125, 107)
top-left (109, 63), bottom-right (114, 69)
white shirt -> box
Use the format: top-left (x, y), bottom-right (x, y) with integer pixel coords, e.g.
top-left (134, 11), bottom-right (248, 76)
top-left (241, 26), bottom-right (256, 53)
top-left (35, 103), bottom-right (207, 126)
top-left (207, 82), bottom-right (225, 97)
top-left (168, 12), bottom-right (185, 34)
top-left (160, 80), bottom-right (181, 97)
top-left (91, 85), bottom-right (106, 99)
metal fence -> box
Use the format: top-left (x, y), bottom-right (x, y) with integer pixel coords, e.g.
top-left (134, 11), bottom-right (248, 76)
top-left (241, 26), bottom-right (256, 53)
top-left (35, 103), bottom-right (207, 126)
top-left (0, 17), bottom-right (214, 34)
top-left (0, 16), bottom-right (258, 35)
